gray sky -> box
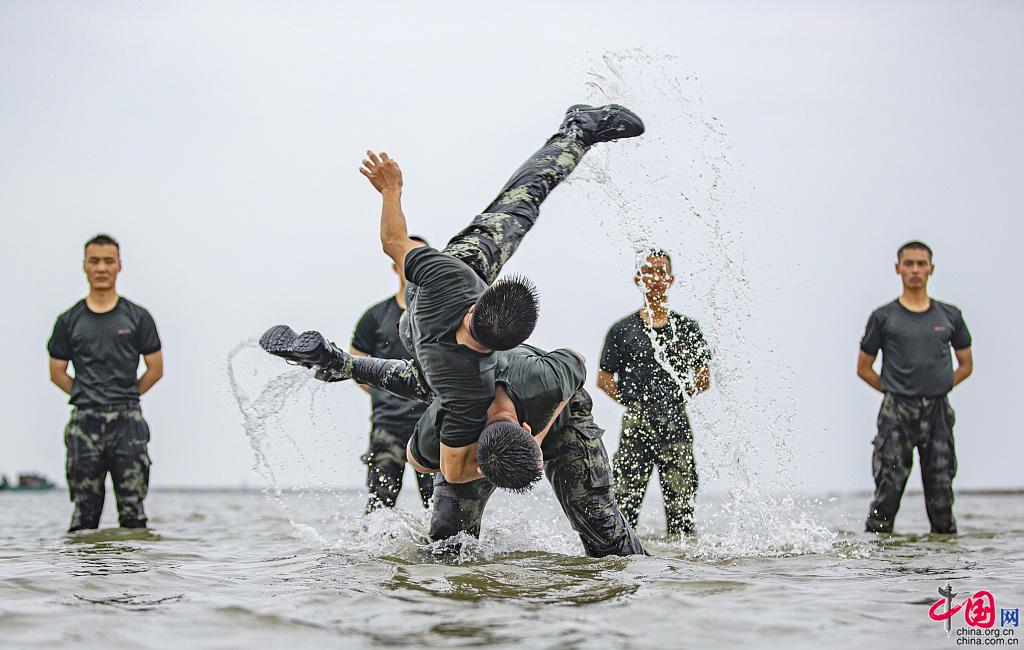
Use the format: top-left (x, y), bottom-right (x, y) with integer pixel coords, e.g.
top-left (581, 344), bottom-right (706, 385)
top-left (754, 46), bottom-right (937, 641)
top-left (2, 1), bottom-right (1021, 494)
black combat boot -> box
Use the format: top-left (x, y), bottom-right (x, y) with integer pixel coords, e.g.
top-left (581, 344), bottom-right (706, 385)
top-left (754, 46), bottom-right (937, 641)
top-left (258, 325), bottom-right (353, 380)
top-left (560, 104), bottom-right (645, 147)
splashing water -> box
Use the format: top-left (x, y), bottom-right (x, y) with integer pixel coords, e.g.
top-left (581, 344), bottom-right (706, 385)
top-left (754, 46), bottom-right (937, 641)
top-left (225, 339), bottom-right (589, 561)
top-left (573, 49), bottom-right (841, 557)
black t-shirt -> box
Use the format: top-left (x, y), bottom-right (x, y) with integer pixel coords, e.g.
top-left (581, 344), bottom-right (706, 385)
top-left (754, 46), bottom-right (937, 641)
top-left (351, 296), bottom-right (428, 433)
top-left (47, 297), bottom-right (162, 407)
top-left (860, 299), bottom-right (971, 397)
top-left (403, 246), bottom-right (495, 449)
top-left (408, 344), bottom-right (586, 469)
top-left (599, 311), bottom-right (711, 417)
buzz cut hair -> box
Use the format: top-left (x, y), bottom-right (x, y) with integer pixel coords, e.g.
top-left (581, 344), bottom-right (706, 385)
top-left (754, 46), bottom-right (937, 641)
top-left (84, 234), bottom-right (120, 253)
top-left (642, 248), bottom-right (673, 272)
top-left (470, 274), bottom-right (539, 351)
top-left (476, 420), bottom-right (543, 492)
top-left (897, 240), bottom-right (933, 262)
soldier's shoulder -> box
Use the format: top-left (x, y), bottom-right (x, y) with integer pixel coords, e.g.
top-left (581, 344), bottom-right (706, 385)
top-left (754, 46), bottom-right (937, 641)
top-left (366, 295), bottom-right (400, 318)
top-left (671, 311), bottom-right (702, 329)
top-left (56, 298), bottom-right (87, 322)
top-left (118, 296), bottom-right (154, 318)
top-left (932, 299), bottom-right (964, 319)
top-left (870, 299), bottom-right (900, 320)
top-left (607, 312), bottom-right (640, 332)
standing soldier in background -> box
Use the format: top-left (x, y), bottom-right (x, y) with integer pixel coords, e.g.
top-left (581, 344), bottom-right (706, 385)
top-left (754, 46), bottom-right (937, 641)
top-left (350, 236), bottom-right (433, 512)
top-left (597, 250), bottom-right (711, 536)
top-left (858, 241), bottom-right (973, 534)
top-left (47, 234), bottom-right (163, 532)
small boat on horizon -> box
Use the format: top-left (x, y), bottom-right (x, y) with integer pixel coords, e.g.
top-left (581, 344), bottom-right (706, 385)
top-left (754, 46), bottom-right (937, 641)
top-left (0, 473), bottom-right (56, 491)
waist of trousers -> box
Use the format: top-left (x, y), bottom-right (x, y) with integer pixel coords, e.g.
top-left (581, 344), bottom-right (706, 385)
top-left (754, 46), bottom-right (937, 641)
top-left (886, 392), bottom-right (948, 403)
top-left (73, 402), bottom-right (142, 414)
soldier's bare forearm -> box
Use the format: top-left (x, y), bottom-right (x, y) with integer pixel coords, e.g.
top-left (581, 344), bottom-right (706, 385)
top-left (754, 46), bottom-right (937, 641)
top-left (51, 373), bottom-right (73, 395)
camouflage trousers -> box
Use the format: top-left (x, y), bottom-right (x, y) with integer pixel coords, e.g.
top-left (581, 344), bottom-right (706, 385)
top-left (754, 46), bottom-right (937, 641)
top-left (429, 390), bottom-right (645, 557)
top-left (63, 404), bottom-right (151, 532)
top-left (441, 130), bottom-right (586, 284)
top-left (866, 393), bottom-right (958, 534)
top-left (361, 426), bottom-right (433, 513)
top-left (612, 407), bottom-right (698, 536)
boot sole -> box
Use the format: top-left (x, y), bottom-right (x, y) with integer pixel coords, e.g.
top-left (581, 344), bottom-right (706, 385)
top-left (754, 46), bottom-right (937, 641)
top-left (292, 331), bottom-right (327, 354)
top-left (260, 325), bottom-right (299, 354)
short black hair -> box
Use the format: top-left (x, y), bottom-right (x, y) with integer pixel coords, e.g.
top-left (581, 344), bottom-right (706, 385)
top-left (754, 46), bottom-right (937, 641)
top-left (85, 234), bottom-right (120, 253)
top-left (470, 274), bottom-right (539, 351)
top-left (409, 234), bottom-right (430, 247)
top-left (897, 240), bottom-right (933, 261)
top-left (642, 248), bottom-right (672, 272)
top-left (476, 420), bottom-right (543, 492)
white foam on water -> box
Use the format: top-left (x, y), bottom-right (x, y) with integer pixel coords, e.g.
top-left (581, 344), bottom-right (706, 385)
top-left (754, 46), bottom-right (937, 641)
top-left (573, 49), bottom-right (860, 558)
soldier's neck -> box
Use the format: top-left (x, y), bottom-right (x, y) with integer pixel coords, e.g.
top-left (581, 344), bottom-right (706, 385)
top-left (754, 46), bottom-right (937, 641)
top-left (899, 288), bottom-right (930, 313)
top-left (86, 288), bottom-right (119, 314)
top-left (639, 297), bottom-right (669, 327)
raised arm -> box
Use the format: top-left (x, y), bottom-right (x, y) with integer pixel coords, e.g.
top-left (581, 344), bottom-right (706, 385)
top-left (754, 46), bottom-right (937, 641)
top-left (359, 150), bottom-right (426, 270)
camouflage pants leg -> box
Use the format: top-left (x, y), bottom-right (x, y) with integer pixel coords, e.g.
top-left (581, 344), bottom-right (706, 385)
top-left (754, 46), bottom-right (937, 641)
top-left (428, 475), bottom-right (497, 545)
top-left (64, 409), bottom-right (107, 531)
top-left (919, 397), bottom-right (957, 534)
top-left (612, 412), bottom-right (656, 531)
top-left (108, 408), bottom-right (151, 528)
top-left (866, 393), bottom-right (958, 534)
top-left (654, 438), bottom-right (699, 536)
top-left (64, 406), bottom-right (151, 532)
top-left (543, 391), bottom-right (645, 556)
top-left (442, 132), bottom-right (586, 284)
top-left (362, 426), bottom-right (433, 513)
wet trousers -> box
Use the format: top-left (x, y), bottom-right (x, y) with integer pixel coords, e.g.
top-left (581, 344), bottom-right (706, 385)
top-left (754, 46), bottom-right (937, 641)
top-left (612, 407), bottom-right (698, 536)
top-left (440, 127), bottom-right (587, 284)
top-left (429, 390), bottom-right (646, 557)
top-left (866, 392), bottom-right (958, 534)
top-left (362, 426), bottom-right (433, 513)
top-left (64, 404), bottom-right (151, 532)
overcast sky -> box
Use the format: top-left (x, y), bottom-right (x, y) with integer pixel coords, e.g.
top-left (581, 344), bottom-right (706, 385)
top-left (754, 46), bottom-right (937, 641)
top-left (2, 1), bottom-right (1021, 496)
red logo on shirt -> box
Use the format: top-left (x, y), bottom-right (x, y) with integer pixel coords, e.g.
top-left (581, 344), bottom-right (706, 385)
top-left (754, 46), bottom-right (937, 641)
top-left (933, 326), bottom-right (945, 331)
top-left (117, 328), bottom-right (132, 335)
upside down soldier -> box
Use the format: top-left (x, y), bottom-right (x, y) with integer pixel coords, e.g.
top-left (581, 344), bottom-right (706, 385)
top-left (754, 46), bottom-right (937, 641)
top-left (310, 103), bottom-right (645, 487)
top-left (260, 328), bottom-right (646, 557)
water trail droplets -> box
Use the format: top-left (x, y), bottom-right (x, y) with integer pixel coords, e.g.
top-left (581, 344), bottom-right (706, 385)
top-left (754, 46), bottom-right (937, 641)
top-left (574, 48), bottom-right (842, 557)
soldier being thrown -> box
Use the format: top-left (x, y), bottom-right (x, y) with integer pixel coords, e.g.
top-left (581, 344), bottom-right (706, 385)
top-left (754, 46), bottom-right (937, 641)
top-left (260, 326), bottom-right (645, 557)
top-left (264, 104), bottom-right (644, 488)
top-left (47, 234), bottom-right (163, 532)
top-left (857, 241), bottom-right (973, 534)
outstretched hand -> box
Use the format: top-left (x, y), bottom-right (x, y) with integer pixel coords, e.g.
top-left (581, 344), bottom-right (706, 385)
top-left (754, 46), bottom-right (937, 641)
top-left (359, 150), bottom-right (403, 194)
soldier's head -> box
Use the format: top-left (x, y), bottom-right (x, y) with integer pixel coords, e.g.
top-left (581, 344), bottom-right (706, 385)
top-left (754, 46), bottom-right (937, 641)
top-left (392, 235), bottom-right (429, 282)
top-left (895, 241), bottom-right (934, 290)
top-left (83, 234), bottom-right (121, 291)
top-left (476, 385), bottom-right (543, 491)
top-left (634, 249), bottom-right (675, 299)
top-left (476, 420), bottom-right (543, 492)
top-left (467, 274), bottom-right (539, 352)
